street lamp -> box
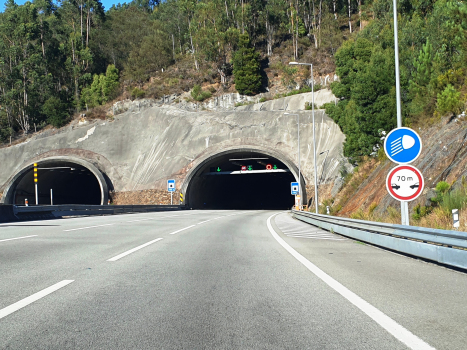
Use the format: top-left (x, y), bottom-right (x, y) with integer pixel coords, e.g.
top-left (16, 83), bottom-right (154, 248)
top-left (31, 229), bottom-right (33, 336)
top-left (289, 61), bottom-right (318, 213)
top-left (284, 112), bottom-right (301, 207)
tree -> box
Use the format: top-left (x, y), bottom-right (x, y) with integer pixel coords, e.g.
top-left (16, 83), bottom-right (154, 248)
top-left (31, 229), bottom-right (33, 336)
top-left (232, 33), bottom-right (261, 95)
top-left (42, 96), bottom-right (68, 127)
top-left (123, 22), bottom-right (172, 85)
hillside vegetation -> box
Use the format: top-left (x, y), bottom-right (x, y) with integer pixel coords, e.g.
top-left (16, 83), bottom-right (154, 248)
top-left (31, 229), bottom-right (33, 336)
top-left (0, 0), bottom-right (361, 143)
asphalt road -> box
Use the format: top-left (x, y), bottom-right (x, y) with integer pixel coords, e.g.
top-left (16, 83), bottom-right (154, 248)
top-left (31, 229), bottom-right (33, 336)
top-left (1, 210), bottom-right (466, 349)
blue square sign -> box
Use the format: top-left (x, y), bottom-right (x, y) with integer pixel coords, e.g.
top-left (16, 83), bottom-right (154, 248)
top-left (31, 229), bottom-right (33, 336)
top-left (291, 182), bottom-right (299, 195)
top-left (167, 179), bottom-right (176, 192)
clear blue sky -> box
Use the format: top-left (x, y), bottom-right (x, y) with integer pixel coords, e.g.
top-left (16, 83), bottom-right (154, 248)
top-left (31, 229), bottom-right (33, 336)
top-left (3, 0), bottom-right (120, 12)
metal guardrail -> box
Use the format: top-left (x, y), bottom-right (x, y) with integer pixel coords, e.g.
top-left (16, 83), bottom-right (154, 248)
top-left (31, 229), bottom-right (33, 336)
top-left (292, 210), bottom-right (467, 270)
top-left (12, 204), bottom-right (185, 219)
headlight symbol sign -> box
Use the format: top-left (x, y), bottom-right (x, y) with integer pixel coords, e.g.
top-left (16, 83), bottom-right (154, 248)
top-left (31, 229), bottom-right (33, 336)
top-left (386, 165), bottom-right (424, 201)
top-left (384, 127), bottom-right (422, 164)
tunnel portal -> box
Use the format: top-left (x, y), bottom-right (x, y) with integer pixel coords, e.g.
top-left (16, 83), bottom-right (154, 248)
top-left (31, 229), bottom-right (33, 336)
top-left (12, 161), bottom-right (102, 205)
top-left (187, 151), bottom-right (298, 209)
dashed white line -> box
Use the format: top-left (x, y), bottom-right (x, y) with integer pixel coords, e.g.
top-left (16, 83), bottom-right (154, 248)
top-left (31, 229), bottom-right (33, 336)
top-left (0, 235), bottom-right (38, 243)
top-left (64, 223), bottom-right (114, 232)
top-left (0, 280), bottom-right (74, 320)
top-left (267, 213), bottom-right (435, 350)
top-left (107, 238), bottom-right (164, 261)
top-left (169, 225), bottom-right (196, 235)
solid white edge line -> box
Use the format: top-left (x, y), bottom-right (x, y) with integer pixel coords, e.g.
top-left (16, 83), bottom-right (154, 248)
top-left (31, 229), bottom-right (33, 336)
top-left (64, 223), bottom-right (114, 232)
top-left (0, 235), bottom-right (38, 243)
top-left (107, 238), bottom-right (164, 261)
top-left (267, 213), bottom-right (435, 350)
top-left (0, 280), bottom-right (74, 320)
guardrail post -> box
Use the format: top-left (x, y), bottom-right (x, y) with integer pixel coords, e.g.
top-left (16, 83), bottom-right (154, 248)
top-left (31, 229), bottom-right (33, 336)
top-left (453, 209), bottom-right (460, 229)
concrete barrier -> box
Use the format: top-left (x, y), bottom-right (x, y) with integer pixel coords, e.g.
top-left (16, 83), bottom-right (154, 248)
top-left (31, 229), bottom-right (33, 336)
top-left (0, 204), bottom-right (18, 223)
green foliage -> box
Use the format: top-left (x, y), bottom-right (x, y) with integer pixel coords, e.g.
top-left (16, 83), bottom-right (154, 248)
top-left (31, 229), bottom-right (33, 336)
top-left (131, 87), bottom-right (146, 99)
top-left (429, 180), bottom-right (467, 215)
top-left (191, 84), bottom-right (212, 101)
top-left (436, 84), bottom-right (462, 116)
top-left (439, 189), bottom-right (467, 214)
top-left (327, 36), bottom-right (397, 162)
top-left (80, 65), bottom-right (120, 108)
top-left (232, 34), bottom-right (262, 96)
top-left (412, 204), bottom-right (433, 220)
top-left (42, 96), bottom-right (69, 128)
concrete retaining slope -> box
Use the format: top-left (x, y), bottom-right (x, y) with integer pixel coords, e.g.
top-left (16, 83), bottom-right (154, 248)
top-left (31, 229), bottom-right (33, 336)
top-left (0, 106), bottom-right (346, 201)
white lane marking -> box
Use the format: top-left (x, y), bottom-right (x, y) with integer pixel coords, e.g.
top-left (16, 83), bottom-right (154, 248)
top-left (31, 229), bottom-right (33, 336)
top-left (285, 235), bottom-right (346, 241)
top-left (282, 230), bottom-right (328, 234)
top-left (197, 217), bottom-right (222, 225)
top-left (267, 213), bottom-right (435, 350)
top-left (0, 235), bottom-right (38, 243)
top-left (169, 225), bottom-right (196, 235)
top-left (107, 238), bottom-right (164, 261)
top-left (108, 211), bottom-right (252, 261)
top-left (125, 213), bottom-right (194, 223)
top-left (0, 280), bottom-right (74, 320)
top-left (275, 213), bottom-right (345, 241)
top-left (64, 223), bottom-right (114, 232)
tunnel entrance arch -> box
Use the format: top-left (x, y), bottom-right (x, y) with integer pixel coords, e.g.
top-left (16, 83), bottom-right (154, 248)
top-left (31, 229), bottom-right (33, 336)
top-left (2, 157), bottom-right (109, 205)
top-left (182, 147), bottom-right (306, 209)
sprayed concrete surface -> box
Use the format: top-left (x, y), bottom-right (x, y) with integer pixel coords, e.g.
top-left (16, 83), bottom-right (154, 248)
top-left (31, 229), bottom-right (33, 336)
top-left (0, 102), bottom-right (346, 204)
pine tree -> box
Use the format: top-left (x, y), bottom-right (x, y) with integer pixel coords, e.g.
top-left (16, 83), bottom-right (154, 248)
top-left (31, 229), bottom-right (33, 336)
top-left (232, 34), bottom-right (262, 95)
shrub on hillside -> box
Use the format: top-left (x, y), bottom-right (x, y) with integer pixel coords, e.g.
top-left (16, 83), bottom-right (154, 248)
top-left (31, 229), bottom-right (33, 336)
top-left (191, 84), bottom-right (212, 101)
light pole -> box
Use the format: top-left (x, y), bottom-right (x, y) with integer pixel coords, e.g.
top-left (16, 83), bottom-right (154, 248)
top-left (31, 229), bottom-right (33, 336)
top-left (392, 0), bottom-right (409, 225)
top-left (289, 61), bottom-right (318, 213)
top-left (284, 112), bottom-right (301, 208)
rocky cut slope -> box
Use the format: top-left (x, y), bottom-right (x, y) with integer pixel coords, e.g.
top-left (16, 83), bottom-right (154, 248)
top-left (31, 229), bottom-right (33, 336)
top-left (332, 114), bottom-right (467, 229)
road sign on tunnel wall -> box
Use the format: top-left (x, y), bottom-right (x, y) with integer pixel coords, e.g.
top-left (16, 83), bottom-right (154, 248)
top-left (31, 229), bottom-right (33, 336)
top-left (291, 182), bottom-right (299, 195)
top-left (167, 179), bottom-right (175, 192)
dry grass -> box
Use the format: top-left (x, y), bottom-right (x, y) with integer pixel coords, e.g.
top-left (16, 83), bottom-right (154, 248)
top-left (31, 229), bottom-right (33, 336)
top-left (347, 203), bottom-right (466, 231)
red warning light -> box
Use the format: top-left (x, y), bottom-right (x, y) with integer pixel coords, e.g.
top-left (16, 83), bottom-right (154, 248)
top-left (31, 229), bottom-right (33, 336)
top-left (241, 165), bottom-right (247, 171)
top-left (266, 164), bottom-right (272, 170)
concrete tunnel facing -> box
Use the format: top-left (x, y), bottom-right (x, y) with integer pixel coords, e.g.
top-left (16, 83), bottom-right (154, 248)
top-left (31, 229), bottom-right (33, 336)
top-left (2, 158), bottom-right (108, 206)
top-left (184, 150), bottom-right (301, 210)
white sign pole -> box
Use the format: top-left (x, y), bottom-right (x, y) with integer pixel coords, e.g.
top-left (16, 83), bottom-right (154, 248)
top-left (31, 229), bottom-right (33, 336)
top-left (392, 0), bottom-right (409, 225)
top-left (171, 192), bottom-right (173, 205)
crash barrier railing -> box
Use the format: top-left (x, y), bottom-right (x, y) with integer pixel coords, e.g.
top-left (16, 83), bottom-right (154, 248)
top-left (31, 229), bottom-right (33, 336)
top-left (4, 204), bottom-right (185, 221)
top-left (292, 209), bottom-right (467, 270)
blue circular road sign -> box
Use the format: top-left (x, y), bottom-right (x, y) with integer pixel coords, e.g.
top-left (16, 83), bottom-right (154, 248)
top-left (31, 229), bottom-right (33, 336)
top-left (384, 127), bottom-right (422, 164)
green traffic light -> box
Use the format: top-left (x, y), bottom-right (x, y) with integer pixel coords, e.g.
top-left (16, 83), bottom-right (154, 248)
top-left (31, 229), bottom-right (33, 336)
top-left (273, 165), bottom-right (278, 170)
top-left (247, 165), bottom-right (253, 171)
top-left (217, 167), bottom-right (221, 172)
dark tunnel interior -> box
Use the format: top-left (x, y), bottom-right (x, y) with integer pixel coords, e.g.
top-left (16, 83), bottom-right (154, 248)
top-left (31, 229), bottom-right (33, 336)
top-left (188, 151), bottom-right (297, 209)
top-left (13, 161), bottom-right (102, 205)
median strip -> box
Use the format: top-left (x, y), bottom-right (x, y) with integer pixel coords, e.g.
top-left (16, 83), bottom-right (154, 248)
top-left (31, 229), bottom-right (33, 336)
top-left (0, 280), bottom-right (74, 320)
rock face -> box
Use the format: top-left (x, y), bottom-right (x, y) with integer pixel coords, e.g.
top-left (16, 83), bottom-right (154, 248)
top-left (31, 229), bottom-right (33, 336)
top-left (0, 103), bottom-right (347, 206)
top-left (336, 115), bottom-right (467, 217)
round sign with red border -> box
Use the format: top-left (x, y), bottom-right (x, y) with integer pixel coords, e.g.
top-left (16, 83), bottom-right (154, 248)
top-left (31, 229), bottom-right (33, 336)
top-left (386, 165), bottom-right (424, 201)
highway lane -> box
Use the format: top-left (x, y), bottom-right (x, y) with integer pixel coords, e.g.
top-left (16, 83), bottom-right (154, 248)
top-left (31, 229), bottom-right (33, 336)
top-left (0, 210), bottom-right (466, 349)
